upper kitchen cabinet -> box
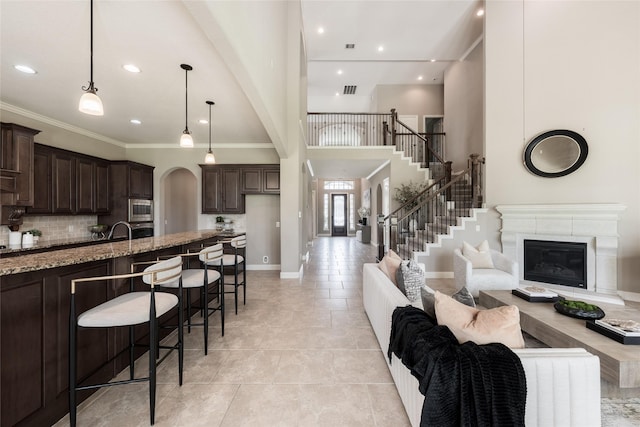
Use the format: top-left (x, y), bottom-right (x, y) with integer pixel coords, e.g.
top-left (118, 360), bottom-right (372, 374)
top-left (200, 165), bottom-right (243, 214)
top-left (97, 161), bottom-right (154, 226)
top-left (128, 163), bottom-right (154, 199)
top-left (28, 144), bottom-right (111, 215)
top-left (241, 165), bottom-right (280, 194)
top-left (201, 164), bottom-right (280, 214)
top-left (262, 167), bottom-right (280, 193)
top-left (1, 123), bottom-right (40, 207)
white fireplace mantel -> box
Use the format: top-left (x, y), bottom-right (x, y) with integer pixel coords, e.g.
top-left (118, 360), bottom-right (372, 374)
top-left (495, 203), bottom-right (626, 296)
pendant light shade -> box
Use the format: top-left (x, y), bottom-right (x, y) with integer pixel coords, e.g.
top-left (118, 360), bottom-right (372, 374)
top-left (179, 64), bottom-right (193, 147)
top-left (204, 100), bottom-right (216, 164)
top-left (79, 0), bottom-right (103, 116)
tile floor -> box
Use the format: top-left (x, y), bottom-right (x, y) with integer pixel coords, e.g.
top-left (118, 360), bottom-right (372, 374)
top-left (55, 237), bottom-right (640, 426)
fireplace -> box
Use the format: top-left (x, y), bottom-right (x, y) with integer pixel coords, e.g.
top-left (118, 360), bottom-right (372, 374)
top-left (524, 240), bottom-right (587, 289)
top-left (496, 203), bottom-right (626, 296)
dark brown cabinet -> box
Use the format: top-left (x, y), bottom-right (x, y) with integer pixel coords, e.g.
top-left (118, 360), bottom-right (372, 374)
top-left (52, 150), bottom-right (75, 214)
top-left (30, 146), bottom-right (53, 214)
top-left (28, 144), bottom-right (111, 215)
top-left (129, 163), bottom-right (153, 199)
top-left (200, 165), bottom-right (243, 214)
top-left (201, 166), bottom-right (222, 213)
top-left (1, 123), bottom-right (40, 207)
top-left (201, 164), bottom-right (280, 214)
top-left (95, 161), bottom-right (110, 213)
top-left (221, 168), bottom-right (243, 213)
top-left (241, 168), bottom-right (262, 193)
top-left (263, 168), bottom-right (280, 193)
top-left (97, 161), bottom-right (154, 226)
top-left (241, 166), bottom-right (280, 194)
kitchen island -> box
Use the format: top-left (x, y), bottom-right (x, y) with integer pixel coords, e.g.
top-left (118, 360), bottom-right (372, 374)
top-left (0, 230), bottom-right (230, 427)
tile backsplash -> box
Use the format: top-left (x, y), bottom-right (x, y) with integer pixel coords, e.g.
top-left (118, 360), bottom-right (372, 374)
top-left (0, 215), bottom-right (97, 245)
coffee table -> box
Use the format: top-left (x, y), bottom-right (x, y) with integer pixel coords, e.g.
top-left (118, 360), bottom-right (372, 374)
top-left (479, 290), bottom-right (640, 388)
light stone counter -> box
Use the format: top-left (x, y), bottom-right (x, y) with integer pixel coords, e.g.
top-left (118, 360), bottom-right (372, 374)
top-left (0, 230), bottom-right (223, 276)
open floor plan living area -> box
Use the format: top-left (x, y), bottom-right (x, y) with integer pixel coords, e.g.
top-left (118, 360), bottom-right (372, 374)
top-left (2, 0), bottom-right (640, 426)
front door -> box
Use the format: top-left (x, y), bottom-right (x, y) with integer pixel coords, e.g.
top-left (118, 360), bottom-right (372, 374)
top-left (331, 194), bottom-right (347, 236)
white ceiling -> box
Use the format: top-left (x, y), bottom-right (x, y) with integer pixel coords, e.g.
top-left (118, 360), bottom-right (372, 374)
top-left (0, 0), bottom-right (484, 177)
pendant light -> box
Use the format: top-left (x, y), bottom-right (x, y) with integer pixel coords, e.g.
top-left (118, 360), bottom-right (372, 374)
top-left (179, 63), bottom-right (194, 147)
top-left (79, 0), bottom-right (104, 116)
top-left (204, 100), bottom-right (216, 163)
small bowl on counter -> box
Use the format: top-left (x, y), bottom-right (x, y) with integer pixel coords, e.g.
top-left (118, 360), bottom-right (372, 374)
top-left (88, 224), bottom-right (109, 239)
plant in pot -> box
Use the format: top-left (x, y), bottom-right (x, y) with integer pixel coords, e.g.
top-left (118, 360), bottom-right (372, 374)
top-left (215, 216), bottom-right (225, 230)
top-left (357, 206), bottom-right (370, 225)
top-left (27, 229), bottom-right (42, 243)
top-left (393, 181), bottom-right (428, 231)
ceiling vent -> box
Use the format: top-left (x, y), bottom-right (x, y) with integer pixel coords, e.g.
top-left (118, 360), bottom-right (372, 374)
top-left (343, 85), bottom-right (357, 95)
top-left (345, 43), bottom-right (355, 49)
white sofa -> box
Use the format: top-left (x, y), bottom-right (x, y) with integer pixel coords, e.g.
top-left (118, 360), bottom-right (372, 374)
top-left (453, 248), bottom-right (519, 297)
top-left (362, 263), bottom-right (602, 427)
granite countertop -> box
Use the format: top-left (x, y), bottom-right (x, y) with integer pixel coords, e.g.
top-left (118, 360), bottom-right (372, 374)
top-left (0, 230), bottom-right (238, 276)
top-left (0, 235), bottom-right (110, 256)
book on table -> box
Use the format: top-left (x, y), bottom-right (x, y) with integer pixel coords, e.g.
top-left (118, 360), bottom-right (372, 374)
top-left (586, 319), bottom-right (640, 345)
top-left (512, 286), bottom-right (559, 302)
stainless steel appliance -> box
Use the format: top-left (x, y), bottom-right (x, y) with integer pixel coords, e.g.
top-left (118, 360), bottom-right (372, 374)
top-left (128, 198), bottom-right (153, 222)
top-left (131, 222), bottom-right (154, 239)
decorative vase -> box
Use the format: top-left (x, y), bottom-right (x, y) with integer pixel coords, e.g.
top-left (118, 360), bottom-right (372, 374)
top-left (362, 217), bottom-right (367, 226)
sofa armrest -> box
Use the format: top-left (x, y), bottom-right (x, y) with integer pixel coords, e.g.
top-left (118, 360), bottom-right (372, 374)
top-left (491, 249), bottom-right (518, 277)
top-left (453, 248), bottom-right (472, 290)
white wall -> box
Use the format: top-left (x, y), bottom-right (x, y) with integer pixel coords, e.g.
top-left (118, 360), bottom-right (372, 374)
top-left (485, 0), bottom-right (640, 293)
top-left (373, 84), bottom-right (444, 131)
top-left (444, 40), bottom-right (484, 170)
top-left (246, 195), bottom-right (281, 267)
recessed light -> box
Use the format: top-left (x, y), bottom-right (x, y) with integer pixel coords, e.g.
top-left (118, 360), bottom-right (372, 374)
top-left (317, 27), bottom-right (325, 34)
top-left (337, 69), bottom-right (343, 75)
top-left (123, 64), bottom-right (140, 73)
top-left (199, 119), bottom-right (208, 124)
top-left (130, 119), bottom-right (141, 125)
top-left (14, 64), bottom-right (36, 74)
top-left (417, 76), bottom-right (423, 81)
top-left (477, 9), bottom-right (485, 17)
top-left (430, 59), bottom-right (436, 62)
top-left (377, 45), bottom-right (384, 52)
top-left (335, 92), bottom-right (340, 96)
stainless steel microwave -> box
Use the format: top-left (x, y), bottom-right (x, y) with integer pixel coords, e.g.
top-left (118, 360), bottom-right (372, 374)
top-left (128, 198), bottom-right (153, 222)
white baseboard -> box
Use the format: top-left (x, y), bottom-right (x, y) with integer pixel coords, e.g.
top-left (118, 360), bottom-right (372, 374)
top-left (247, 264), bottom-right (280, 271)
top-left (617, 290), bottom-right (640, 303)
top-left (280, 264), bottom-right (304, 279)
top-left (425, 271), bottom-right (454, 279)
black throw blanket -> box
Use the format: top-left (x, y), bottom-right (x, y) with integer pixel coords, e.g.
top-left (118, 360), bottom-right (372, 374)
top-left (388, 306), bottom-right (527, 427)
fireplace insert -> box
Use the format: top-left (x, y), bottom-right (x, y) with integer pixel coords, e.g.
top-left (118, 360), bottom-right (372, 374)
top-left (524, 240), bottom-right (587, 289)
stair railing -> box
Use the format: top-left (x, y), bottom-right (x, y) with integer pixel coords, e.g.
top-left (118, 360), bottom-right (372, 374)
top-left (385, 108), bottom-right (446, 169)
top-left (378, 154), bottom-right (484, 261)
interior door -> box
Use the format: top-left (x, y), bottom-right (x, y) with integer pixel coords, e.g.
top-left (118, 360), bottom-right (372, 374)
top-left (331, 194), bottom-right (347, 236)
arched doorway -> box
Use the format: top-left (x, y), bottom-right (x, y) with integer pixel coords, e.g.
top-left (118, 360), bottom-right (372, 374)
top-left (163, 168), bottom-right (197, 234)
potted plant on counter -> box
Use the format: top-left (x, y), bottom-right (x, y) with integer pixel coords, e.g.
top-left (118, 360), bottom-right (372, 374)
top-left (28, 229), bottom-right (42, 243)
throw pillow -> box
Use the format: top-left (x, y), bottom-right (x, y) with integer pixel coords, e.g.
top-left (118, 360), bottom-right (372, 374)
top-left (462, 240), bottom-right (495, 269)
top-left (452, 286), bottom-right (476, 308)
top-left (395, 266), bottom-right (407, 296)
top-left (397, 260), bottom-right (424, 302)
top-left (420, 286), bottom-right (437, 321)
top-left (434, 291), bottom-right (525, 349)
top-left (378, 249), bottom-right (402, 287)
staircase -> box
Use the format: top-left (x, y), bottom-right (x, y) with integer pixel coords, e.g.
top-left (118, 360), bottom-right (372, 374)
top-left (305, 109), bottom-right (484, 263)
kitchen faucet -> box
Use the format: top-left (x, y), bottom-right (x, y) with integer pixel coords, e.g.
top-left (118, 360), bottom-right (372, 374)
top-left (107, 221), bottom-right (132, 241)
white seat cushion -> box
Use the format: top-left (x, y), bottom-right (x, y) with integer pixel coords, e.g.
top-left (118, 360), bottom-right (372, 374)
top-left (222, 254), bottom-right (244, 266)
top-left (180, 268), bottom-right (221, 288)
top-left (78, 292), bottom-right (178, 328)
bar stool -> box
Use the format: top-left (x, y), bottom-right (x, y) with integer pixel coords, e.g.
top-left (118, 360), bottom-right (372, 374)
top-left (69, 256), bottom-right (184, 426)
top-left (221, 235), bottom-right (246, 314)
top-left (159, 243), bottom-right (224, 355)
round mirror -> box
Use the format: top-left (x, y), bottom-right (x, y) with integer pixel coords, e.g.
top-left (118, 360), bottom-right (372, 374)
top-left (524, 130), bottom-right (588, 177)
